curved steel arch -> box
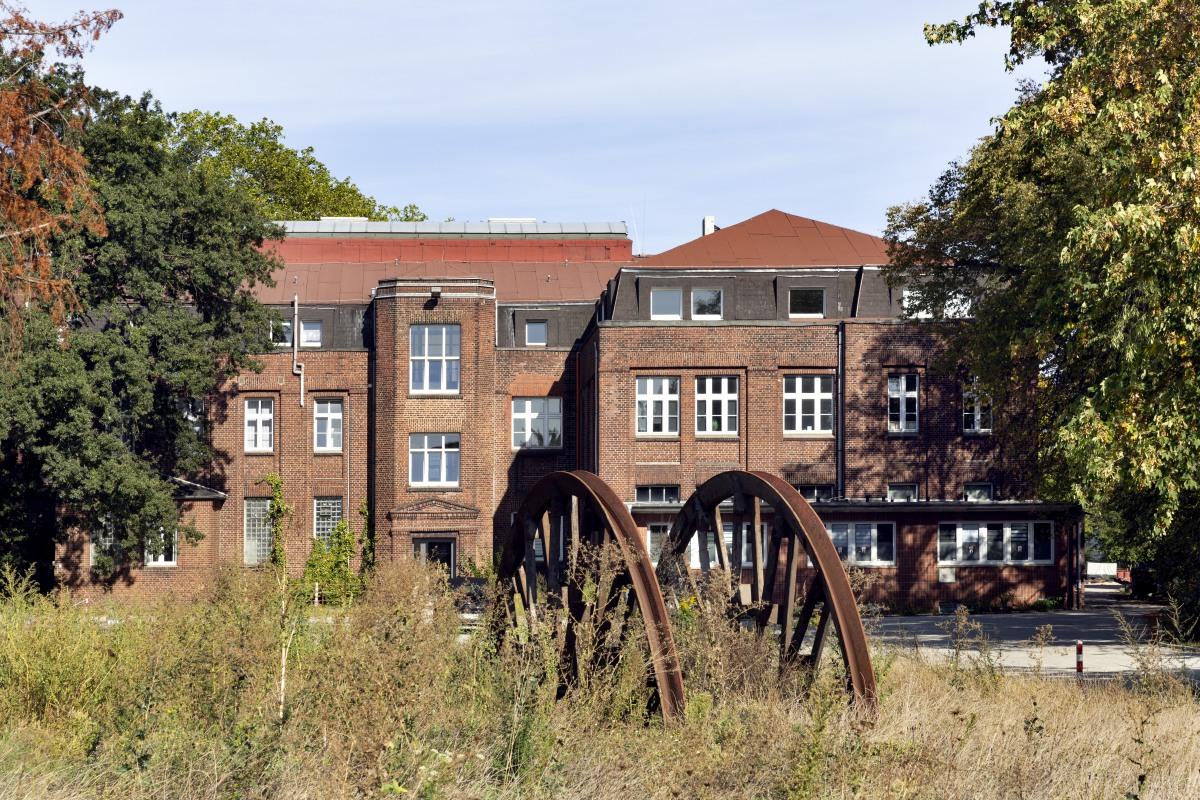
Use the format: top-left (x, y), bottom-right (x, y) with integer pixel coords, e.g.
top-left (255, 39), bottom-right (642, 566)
top-left (497, 470), bottom-right (685, 721)
top-left (656, 470), bottom-right (877, 709)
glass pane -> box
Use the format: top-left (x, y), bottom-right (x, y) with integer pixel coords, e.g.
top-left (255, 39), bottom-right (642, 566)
top-left (854, 524), bottom-right (872, 562)
top-left (693, 289), bottom-right (722, 317)
top-left (447, 360), bottom-right (460, 391)
top-left (428, 359), bottom-right (442, 389)
top-left (526, 321), bottom-right (548, 345)
top-left (1009, 523), bottom-right (1030, 561)
top-left (986, 524), bottom-right (1005, 561)
top-left (651, 288), bottom-right (682, 318)
top-left (411, 361), bottom-right (425, 391)
top-left (939, 524), bottom-right (958, 561)
top-left (428, 326), bottom-right (444, 356)
top-left (876, 524), bottom-right (894, 562)
top-left (446, 450), bottom-right (460, 484)
top-left (790, 288), bottom-right (823, 315)
top-left (447, 325), bottom-right (460, 355)
top-left (961, 524), bottom-right (980, 561)
top-left (1033, 522), bottom-right (1052, 560)
top-left (831, 524), bottom-right (848, 559)
top-left (410, 327), bottom-right (424, 356)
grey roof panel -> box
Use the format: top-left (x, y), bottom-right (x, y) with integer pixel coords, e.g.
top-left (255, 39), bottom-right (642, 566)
top-left (278, 220), bottom-right (628, 237)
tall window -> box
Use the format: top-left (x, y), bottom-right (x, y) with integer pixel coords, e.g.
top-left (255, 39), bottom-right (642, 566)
top-left (635, 485), bottom-right (680, 503)
top-left (314, 399), bottom-right (343, 452)
top-left (410, 324), bottom-right (461, 394)
top-left (144, 528), bottom-right (177, 567)
top-left (244, 498), bottom-right (272, 566)
top-left (90, 519), bottom-right (116, 568)
top-left (636, 377), bottom-right (679, 435)
top-left (789, 288), bottom-right (825, 318)
top-left (887, 374), bottom-right (919, 432)
top-left (300, 320), bottom-right (322, 347)
top-left (938, 521), bottom-right (1054, 564)
top-left (691, 288), bottom-right (723, 320)
top-left (244, 398), bottom-right (273, 452)
top-left (512, 397), bottom-right (563, 449)
top-left (525, 320), bottom-right (548, 347)
top-left (646, 523), bottom-right (670, 565)
top-left (828, 522), bottom-right (895, 566)
top-left (649, 288), bottom-right (682, 320)
top-left (409, 433), bottom-right (460, 486)
top-left (784, 375), bottom-right (833, 433)
top-left (963, 380), bottom-right (992, 433)
top-left (695, 376), bottom-right (738, 435)
top-left (314, 497), bottom-right (343, 543)
top-left (272, 319), bottom-right (292, 347)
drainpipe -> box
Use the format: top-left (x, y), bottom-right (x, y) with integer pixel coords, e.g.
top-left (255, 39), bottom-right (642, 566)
top-left (836, 321), bottom-right (846, 498)
top-left (292, 295), bottom-right (305, 406)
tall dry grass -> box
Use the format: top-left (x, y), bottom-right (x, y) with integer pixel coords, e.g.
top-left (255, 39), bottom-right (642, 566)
top-left (0, 563), bottom-right (1196, 799)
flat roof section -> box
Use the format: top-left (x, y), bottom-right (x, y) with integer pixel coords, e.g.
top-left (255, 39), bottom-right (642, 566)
top-left (278, 220), bottom-right (628, 238)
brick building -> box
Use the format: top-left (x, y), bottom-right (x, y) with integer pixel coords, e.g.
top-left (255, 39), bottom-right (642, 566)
top-left (57, 210), bottom-right (1084, 610)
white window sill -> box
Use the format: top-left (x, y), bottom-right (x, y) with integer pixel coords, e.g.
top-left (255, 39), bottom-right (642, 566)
top-left (695, 433), bottom-right (739, 440)
top-left (635, 434), bottom-right (680, 440)
top-left (784, 431), bottom-right (834, 439)
top-left (300, 343), bottom-right (321, 348)
top-left (245, 448), bottom-right (274, 455)
top-left (937, 561), bottom-right (1055, 567)
top-left (789, 314), bottom-right (825, 320)
top-left (314, 448), bottom-right (343, 454)
top-left (513, 446), bottom-right (564, 453)
top-left (963, 430), bottom-right (993, 436)
top-left (144, 562), bottom-right (177, 568)
top-left (842, 562), bottom-right (895, 569)
top-left (410, 390), bottom-right (460, 397)
top-left (691, 315), bottom-right (723, 322)
top-left (409, 483), bottom-right (461, 490)
top-left (649, 316), bottom-right (683, 322)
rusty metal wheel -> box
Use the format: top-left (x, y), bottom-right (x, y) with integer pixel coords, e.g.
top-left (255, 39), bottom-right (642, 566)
top-left (497, 470), bottom-right (685, 721)
top-left (656, 470), bottom-right (877, 710)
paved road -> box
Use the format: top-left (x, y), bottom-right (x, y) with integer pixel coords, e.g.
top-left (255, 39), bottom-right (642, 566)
top-left (872, 583), bottom-right (1200, 677)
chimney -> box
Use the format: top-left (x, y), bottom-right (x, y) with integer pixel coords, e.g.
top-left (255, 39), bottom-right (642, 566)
top-left (702, 215), bottom-right (717, 236)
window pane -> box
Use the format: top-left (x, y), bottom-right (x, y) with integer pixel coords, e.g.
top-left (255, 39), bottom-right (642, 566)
top-left (830, 524), bottom-right (848, 559)
top-left (789, 288), bottom-right (824, 316)
top-left (692, 289), bottom-right (722, 317)
top-left (876, 524), bottom-right (894, 563)
top-left (1009, 523), bottom-right (1030, 561)
top-left (854, 524), bottom-right (872, 562)
top-left (939, 524), bottom-right (958, 562)
top-left (986, 523), bottom-right (1005, 561)
top-left (1033, 522), bottom-right (1053, 560)
top-left (526, 320), bottom-right (548, 346)
top-left (961, 524), bottom-right (980, 561)
top-left (650, 288), bottom-right (682, 318)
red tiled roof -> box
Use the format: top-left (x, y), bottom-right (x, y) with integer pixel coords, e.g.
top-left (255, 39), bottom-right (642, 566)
top-left (256, 260), bottom-right (621, 305)
top-left (636, 209), bottom-right (889, 268)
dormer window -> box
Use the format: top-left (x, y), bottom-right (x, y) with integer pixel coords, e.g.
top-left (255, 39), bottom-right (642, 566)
top-left (691, 288), bottom-right (723, 320)
top-left (300, 320), bottom-right (322, 347)
top-left (272, 320), bottom-right (292, 347)
top-left (789, 288), bottom-right (824, 318)
top-left (650, 288), bottom-right (682, 320)
top-left (525, 320), bottom-right (548, 347)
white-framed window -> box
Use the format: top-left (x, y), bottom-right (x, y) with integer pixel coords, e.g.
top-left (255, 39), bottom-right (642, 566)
top-left (649, 288), bottom-right (683, 320)
top-left (887, 374), bottom-right (919, 432)
top-left (244, 398), bottom-right (274, 453)
top-left (887, 483), bottom-right (918, 501)
top-left (795, 484), bottom-right (835, 501)
top-left (635, 485), bottom-right (680, 504)
top-left (512, 397), bottom-right (563, 449)
top-left (938, 521), bottom-right (1054, 564)
top-left (964, 483), bottom-right (993, 502)
top-left (789, 288), bottom-right (825, 318)
top-left (409, 433), bottom-right (460, 487)
top-left (314, 496), bottom-right (343, 543)
top-left (300, 320), bottom-right (322, 347)
top-left (783, 375), bottom-right (834, 433)
top-left (901, 288), bottom-right (933, 319)
top-left (525, 320), bottom-right (548, 347)
top-left (828, 522), bottom-right (895, 566)
top-left (90, 518), bottom-right (116, 568)
top-left (635, 376), bottom-right (679, 435)
top-left (272, 319), bottom-right (292, 347)
top-left (963, 380), bottom-right (992, 434)
top-left (180, 397), bottom-right (204, 437)
top-left (695, 376), bottom-right (739, 435)
top-left (244, 498), bottom-right (272, 566)
top-left (691, 288), bottom-right (723, 320)
top-left (646, 523), bottom-right (670, 566)
top-left (410, 324), bottom-right (461, 394)
top-left (314, 399), bottom-right (343, 452)
top-left (686, 521), bottom-right (769, 568)
top-left (144, 528), bottom-right (177, 567)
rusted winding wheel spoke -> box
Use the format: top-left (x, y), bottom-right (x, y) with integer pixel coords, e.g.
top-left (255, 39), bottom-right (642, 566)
top-left (497, 470), bottom-right (685, 722)
top-left (657, 470), bottom-right (878, 711)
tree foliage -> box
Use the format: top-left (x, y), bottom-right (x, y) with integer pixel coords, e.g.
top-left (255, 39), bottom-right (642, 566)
top-left (885, 1), bottom-right (1200, 607)
top-left (172, 110), bottom-right (426, 222)
top-left (0, 4), bottom-right (119, 351)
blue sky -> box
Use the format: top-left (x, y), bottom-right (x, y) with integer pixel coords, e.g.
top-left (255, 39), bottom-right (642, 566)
top-left (44, 1), bottom-right (1040, 253)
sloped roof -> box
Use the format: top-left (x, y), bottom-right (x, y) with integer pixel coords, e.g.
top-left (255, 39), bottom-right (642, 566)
top-left (257, 260), bottom-right (621, 305)
top-left (636, 209), bottom-right (889, 268)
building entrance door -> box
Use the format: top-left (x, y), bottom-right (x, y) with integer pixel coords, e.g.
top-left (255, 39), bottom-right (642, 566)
top-left (414, 536), bottom-right (456, 578)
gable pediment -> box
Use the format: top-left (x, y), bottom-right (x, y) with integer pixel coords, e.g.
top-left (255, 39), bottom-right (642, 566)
top-left (388, 497), bottom-right (480, 520)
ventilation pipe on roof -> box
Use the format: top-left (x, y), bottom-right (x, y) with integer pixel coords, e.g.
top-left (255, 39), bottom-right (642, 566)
top-left (702, 216), bottom-right (718, 236)
top-left (292, 295), bottom-right (305, 407)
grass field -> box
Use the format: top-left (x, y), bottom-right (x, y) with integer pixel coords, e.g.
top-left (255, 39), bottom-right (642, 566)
top-left (0, 564), bottom-right (1196, 799)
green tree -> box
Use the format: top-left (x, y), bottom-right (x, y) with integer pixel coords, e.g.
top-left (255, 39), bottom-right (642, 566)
top-left (172, 110), bottom-right (426, 222)
top-left (884, 1), bottom-right (1200, 615)
top-left (0, 92), bottom-right (279, 584)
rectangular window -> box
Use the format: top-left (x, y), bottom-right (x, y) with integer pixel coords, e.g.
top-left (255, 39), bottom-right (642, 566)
top-left (963, 380), bottom-right (993, 433)
top-left (90, 519), bottom-right (116, 568)
top-left (783, 375), bottom-right (834, 433)
top-left (887, 483), bottom-right (918, 501)
top-left (145, 528), bottom-right (177, 567)
top-left (525, 320), bottom-right (548, 347)
top-left (635, 377), bottom-right (679, 435)
top-left (695, 376), bottom-right (739, 435)
top-left (887, 374), bottom-right (919, 432)
top-left (244, 398), bottom-right (274, 453)
top-left (828, 522), bottom-right (894, 565)
top-left (691, 288), bottom-right (723, 320)
top-left (180, 397), bottom-right (204, 437)
top-left (964, 483), bottom-right (993, 502)
top-left (635, 485), bottom-right (681, 504)
top-left (414, 537), bottom-right (456, 578)
top-left (314, 399), bottom-right (343, 452)
top-left (244, 498), bottom-right (272, 566)
top-left (300, 320), bottom-right (322, 347)
top-left (314, 497), bottom-right (343, 543)
top-left (901, 288), bottom-right (933, 319)
top-left (410, 324), bottom-right (461, 394)
top-left (794, 484), bottom-right (835, 501)
top-left (938, 521), bottom-right (1054, 564)
top-left (409, 433), bottom-right (461, 487)
top-left (649, 288), bottom-right (683, 320)
top-left (646, 523), bottom-right (670, 565)
top-left (789, 288), bottom-right (825, 318)
top-left (272, 319), bottom-right (292, 347)
top-left (512, 397), bottom-right (563, 449)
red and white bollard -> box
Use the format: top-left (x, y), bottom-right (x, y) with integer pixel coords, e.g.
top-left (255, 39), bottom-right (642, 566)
top-left (1076, 640), bottom-right (1084, 675)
